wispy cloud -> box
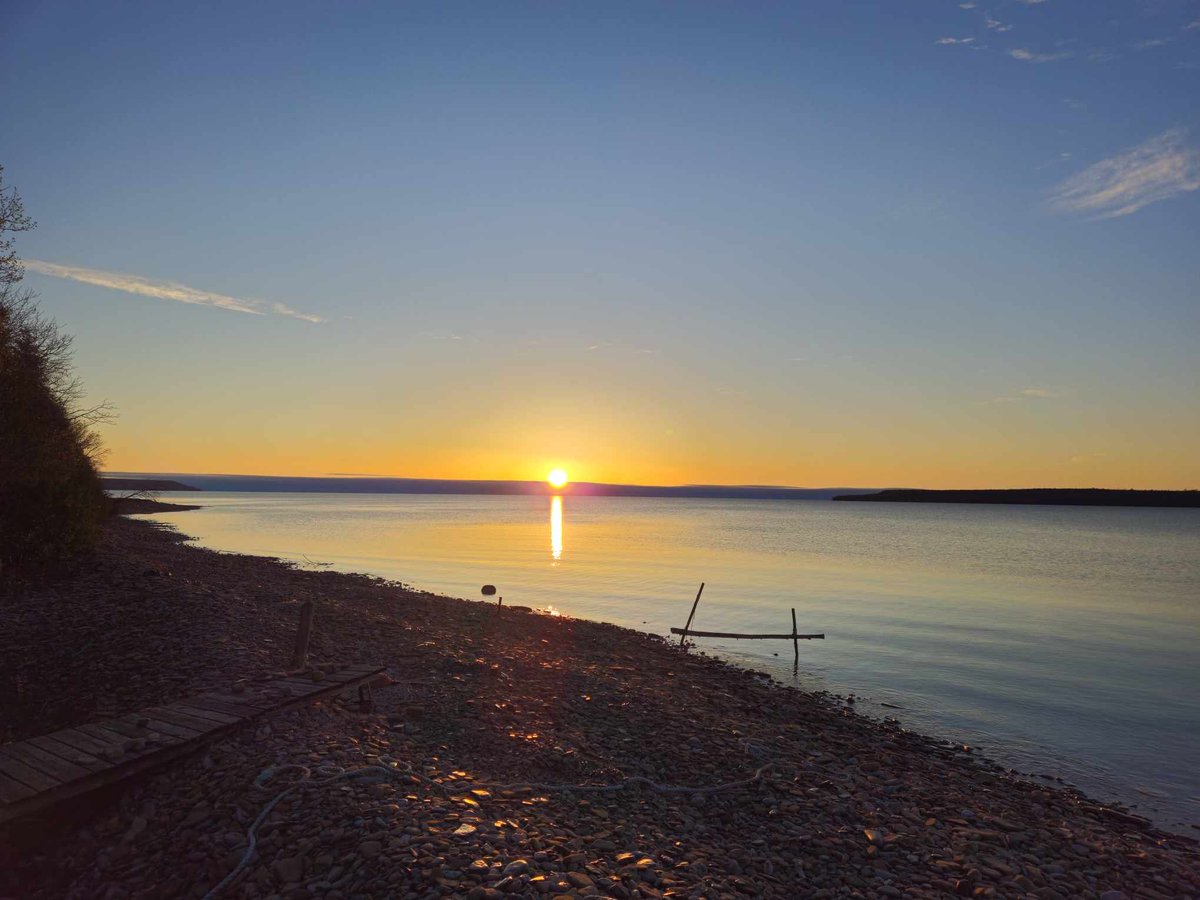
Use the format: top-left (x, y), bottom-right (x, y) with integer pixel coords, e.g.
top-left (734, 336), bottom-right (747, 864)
top-left (1049, 128), bottom-right (1200, 218)
top-left (1035, 151), bottom-right (1073, 171)
top-left (985, 16), bottom-right (1014, 32)
top-left (989, 387), bottom-right (1063, 403)
top-left (1009, 48), bottom-right (1071, 62)
top-left (24, 260), bottom-right (325, 323)
top-left (1134, 36), bottom-right (1174, 50)
top-left (959, 2), bottom-right (976, 8)
top-left (1016, 0), bottom-right (1048, 4)
top-left (936, 36), bottom-right (976, 45)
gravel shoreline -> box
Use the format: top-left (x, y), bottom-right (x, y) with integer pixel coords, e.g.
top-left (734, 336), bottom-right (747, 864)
top-left (1, 515), bottom-right (1196, 898)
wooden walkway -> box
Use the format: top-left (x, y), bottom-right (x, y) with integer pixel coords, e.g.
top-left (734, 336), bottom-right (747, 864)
top-left (0, 663), bottom-right (385, 825)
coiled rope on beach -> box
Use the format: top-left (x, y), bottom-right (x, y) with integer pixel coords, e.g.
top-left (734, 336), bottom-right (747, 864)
top-left (203, 757), bottom-right (774, 898)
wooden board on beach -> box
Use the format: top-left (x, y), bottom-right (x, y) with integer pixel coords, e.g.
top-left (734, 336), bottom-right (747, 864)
top-left (0, 664), bottom-right (385, 825)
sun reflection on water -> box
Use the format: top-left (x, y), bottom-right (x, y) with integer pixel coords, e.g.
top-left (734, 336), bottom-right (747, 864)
top-left (550, 494), bottom-right (563, 561)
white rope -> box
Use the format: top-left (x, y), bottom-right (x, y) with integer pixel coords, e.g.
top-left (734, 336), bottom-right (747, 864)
top-left (203, 757), bottom-right (772, 898)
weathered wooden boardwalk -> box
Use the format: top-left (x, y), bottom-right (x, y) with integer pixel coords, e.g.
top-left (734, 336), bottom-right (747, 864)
top-left (0, 663), bottom-right (385, 824)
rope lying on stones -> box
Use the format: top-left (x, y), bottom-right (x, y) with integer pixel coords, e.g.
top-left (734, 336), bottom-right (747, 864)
top-left (203, 757), bottom-right (773, 899)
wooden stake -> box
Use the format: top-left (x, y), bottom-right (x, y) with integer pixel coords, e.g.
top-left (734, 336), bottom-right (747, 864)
top-left (680, 582), bottom-right (705, 647)
top-left (791, 607), bottom-right (799, 664)
top-left (291, 600), bottom-right (315, 670)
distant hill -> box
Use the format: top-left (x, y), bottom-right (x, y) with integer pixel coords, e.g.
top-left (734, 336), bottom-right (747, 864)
top-left (833, 489), bottom-right (1200, 508)
top-left (102, 472), bottom-right (877, 501)
top-left (102, 478), bottom-right (201, 492)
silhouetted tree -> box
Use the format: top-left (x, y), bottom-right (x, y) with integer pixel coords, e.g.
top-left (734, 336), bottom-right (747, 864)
top-left (0, 166), bottom-right (35, 286)
top-left (0, 167), bottom-right (108, 585)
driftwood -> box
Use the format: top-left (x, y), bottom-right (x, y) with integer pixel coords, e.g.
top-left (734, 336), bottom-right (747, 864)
top-left (679, 583), bottom-right (705, 646)
top-left (670, 628), bottom-right (825, 640)
top-left (673, 587), bottom-right (824, 665)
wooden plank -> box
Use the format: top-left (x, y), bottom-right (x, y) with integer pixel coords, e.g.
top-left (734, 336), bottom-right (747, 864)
top-left (98, 719), bottom-right (182, 751)
top-left (74, 723), bottom-right (135, 746)
top-left (143, 707), bottom-right (226, 734)
top-left (184, 696), bottom-right (261, 718)
top-left (93, 718), bottom-right (165, 742)
top-left (329, 666), bottom-right (382, 678)
top-left (0, 770), bottom-right (37, 803)
top-left (274, 678), bottom-right (327, 693)
top-left (117, 713), bottom-right (202, 740)
top-left (0, 748), bottom-right (62, 791)
top-left (166, 703), bottom-right (239, 725)
top-left (199, 691), bottom-right (276, 711)
top-left (670, 628), bottom-right (825, 640)
top-left (42, 727), bottom-right (122, 759)
top-left (0, 665), bottom-right (388, 825)
top-left (26, 736), bottom-right (107, 773)
top-left (342, 666), bottom-right (386, 680)
top-left (3, 744), bottom-right (91, 787)
top-left (75, 724), bottom-right (155, 759)
top-left (252, 680), bottom-right (312, 697)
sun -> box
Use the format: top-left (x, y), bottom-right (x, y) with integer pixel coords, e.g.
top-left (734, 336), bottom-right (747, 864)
top-left (547, 468), bottom-right (569, 489)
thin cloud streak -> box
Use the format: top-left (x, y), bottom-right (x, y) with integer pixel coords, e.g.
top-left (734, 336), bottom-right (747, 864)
top-left (989, 387), bottom-right (1064, 403)
top-left (1049, 128), bottom-right (1200, 218)
top-left (24, 260), bottom-right (325, 323)
top-left (1009, 48), bottom-right (1071, 62)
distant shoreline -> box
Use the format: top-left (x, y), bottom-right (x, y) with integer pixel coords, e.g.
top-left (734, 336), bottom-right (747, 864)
top-left (102, 478), bottom-right (201, 492)
top-left (111, 497), bottom-right (201, 515)
top-left (834, 488), bottom-right (1200, 508)
top-left (102, 474), bottom-right (1200, 507)
top-left (102, 473), bottom-right (875, 501)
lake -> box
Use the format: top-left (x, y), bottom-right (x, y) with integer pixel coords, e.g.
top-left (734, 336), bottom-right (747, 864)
top-left (145, 492), bottom-right (1200, 831)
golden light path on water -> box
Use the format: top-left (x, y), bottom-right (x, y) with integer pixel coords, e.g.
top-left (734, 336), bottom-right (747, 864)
top-left (550, 495), bottom-right (563, 561)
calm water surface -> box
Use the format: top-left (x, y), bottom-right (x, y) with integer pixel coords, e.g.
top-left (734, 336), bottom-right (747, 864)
top-left (146, 492), bottom-right (1200, 830)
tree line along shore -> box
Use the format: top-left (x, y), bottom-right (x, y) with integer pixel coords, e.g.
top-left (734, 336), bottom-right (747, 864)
top-left (1, 511), bottom-right (1196, 898)
top-left (834, 489), bottom-right (1200, 508)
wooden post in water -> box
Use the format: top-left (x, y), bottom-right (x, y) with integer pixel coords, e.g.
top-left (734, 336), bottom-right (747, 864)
top-left (680, 582), bottom-right (705, 647)
top-left (791, 607), bottom-right (799, 664)
top-left (291, 599), bottom-right (315, 670)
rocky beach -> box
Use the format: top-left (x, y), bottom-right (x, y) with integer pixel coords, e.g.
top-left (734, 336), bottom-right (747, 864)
top-left (1, 510), bottom-right (1197, 899)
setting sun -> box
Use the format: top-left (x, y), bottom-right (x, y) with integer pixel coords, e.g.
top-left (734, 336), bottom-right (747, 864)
top-left (547, 468), bottom-right (569, 489)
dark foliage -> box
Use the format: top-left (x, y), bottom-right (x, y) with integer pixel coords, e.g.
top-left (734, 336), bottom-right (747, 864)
top-left (0, 169), bottom-right (108, 585)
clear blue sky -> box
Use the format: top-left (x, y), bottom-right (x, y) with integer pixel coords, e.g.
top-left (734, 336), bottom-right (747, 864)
top-left (3, 1), bottom-right (1198, 487)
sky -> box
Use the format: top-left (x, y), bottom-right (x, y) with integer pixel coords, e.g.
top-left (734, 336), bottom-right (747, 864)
top-left (2, 0), bottom-right (1198, 489)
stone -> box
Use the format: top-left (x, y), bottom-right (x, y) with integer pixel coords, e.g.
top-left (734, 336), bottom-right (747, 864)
top-left (359, 840), bottom-right (382, 858)
top-left (273, 857), bottom-right (304, 883)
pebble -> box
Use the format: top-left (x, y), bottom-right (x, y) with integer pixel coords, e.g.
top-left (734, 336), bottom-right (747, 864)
top-left (272, 857), bottom-right (304, 883)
